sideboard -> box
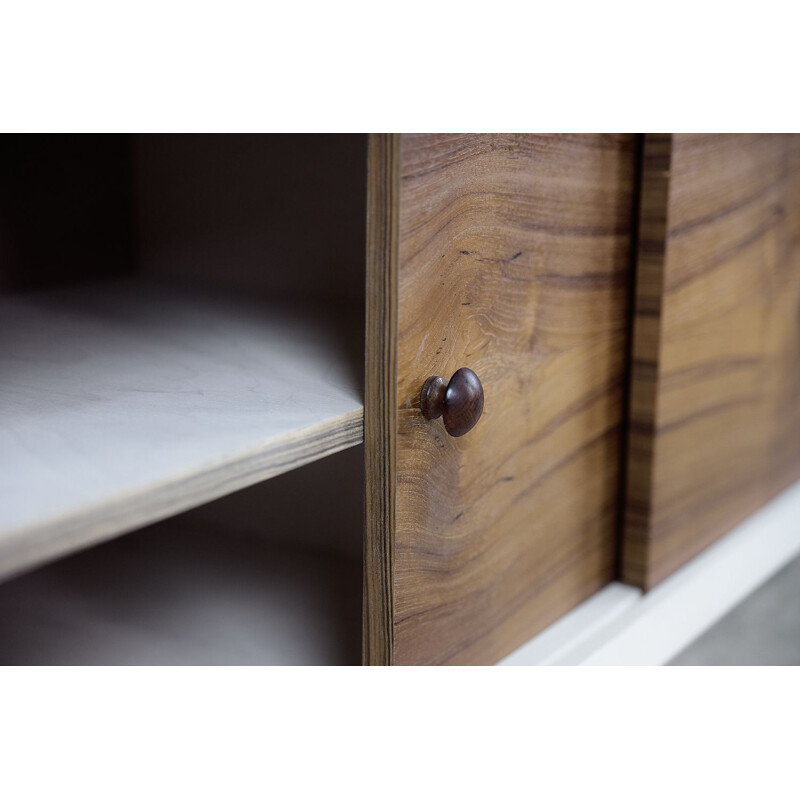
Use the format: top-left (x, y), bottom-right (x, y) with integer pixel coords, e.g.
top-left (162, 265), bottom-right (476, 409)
top-left (1, 134), bottom-right (797, 665)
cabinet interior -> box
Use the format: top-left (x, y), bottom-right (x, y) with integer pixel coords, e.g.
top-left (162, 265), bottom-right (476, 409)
top-left (0, 134), bottom-right (368, 665)
top-left (0, 447), bottom-right (363, 665)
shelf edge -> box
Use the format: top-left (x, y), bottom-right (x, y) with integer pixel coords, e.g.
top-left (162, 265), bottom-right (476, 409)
top-left (0, 408), bottom-right (364, 583)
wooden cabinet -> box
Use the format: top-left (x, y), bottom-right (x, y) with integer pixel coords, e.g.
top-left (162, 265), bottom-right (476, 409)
top-left (0, 133), bottom-right (798, 665)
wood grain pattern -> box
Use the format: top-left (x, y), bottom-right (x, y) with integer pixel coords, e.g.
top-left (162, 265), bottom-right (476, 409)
top-left (366, 134), bottom-right (637, 665)
top-left (0, 278), bottom-right (363, 581)
top-left (623, 133), bottom-right (800, 589)
top-left (363, 133), bottom-right (399, 664)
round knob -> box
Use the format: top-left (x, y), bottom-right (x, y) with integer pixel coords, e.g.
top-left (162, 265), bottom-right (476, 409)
top-left (420, 367), bottom-right (484, 437)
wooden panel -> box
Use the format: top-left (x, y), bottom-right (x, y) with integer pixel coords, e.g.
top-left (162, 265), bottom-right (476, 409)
top-left (623, 134), bottom-right (800, 590)
top-left (365, 134), bottom-right (637, 665)
top-left (363, 134), bottom-right (399, 665)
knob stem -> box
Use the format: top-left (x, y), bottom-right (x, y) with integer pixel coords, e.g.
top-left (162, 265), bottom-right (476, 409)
top-left (420, 375), bottom-right (447, 420)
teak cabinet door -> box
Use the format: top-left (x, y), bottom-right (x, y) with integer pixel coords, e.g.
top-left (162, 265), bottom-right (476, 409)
top-left (365, 134), bottom-right (638, 665)
top-left (623, 134), bottom-right (800, 590)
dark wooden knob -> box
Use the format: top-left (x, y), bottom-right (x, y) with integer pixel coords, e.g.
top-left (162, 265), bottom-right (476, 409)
top-left (420, 368), bottom-right (484, 437)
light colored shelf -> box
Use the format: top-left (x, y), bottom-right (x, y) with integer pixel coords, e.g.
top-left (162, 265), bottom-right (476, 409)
top-left (0, 515), bottom-right (361, 665)
top-left (0, 278), bottom-right (364, 581)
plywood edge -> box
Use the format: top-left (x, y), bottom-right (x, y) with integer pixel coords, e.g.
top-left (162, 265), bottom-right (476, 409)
top-left (621, 133), bottom-right (673, 589)
top-left (363, 134), bottom-right (400, 665)
top-left (0, 409), bottom-right (364, 584)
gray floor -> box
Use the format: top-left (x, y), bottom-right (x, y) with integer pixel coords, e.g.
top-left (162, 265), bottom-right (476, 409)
top-left (670, 552), bottom-right (800, 665)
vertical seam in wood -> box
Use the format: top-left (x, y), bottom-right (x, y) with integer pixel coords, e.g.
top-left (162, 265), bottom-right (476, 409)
top-left (363, 134), bottom-right (399, 664)
top-left (614, 133), bottom-right (645, 581)
top-left (621, 133), bottom-right (673, 590)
